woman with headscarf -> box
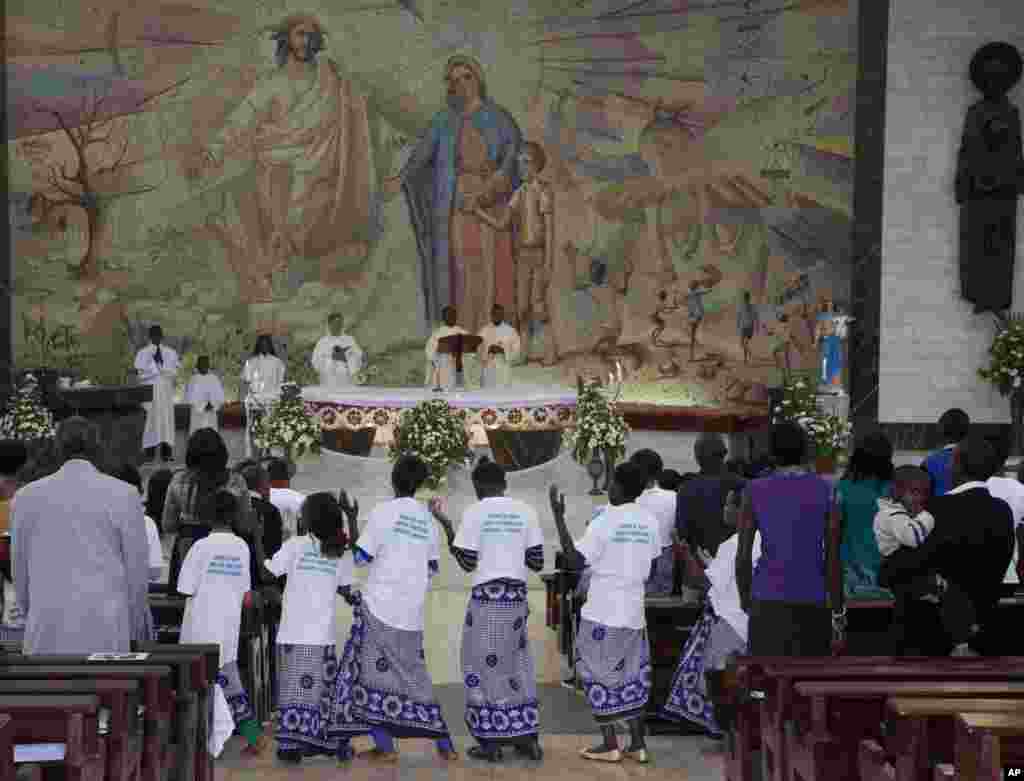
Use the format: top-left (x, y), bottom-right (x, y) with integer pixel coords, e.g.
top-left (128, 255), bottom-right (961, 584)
top-left (163, 428), bottom-right (254, 593)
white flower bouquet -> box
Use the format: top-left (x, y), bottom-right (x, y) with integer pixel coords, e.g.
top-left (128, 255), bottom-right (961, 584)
top-left (564, 381), bottom-right (630, 465)
top-left (389, 399), bottom-right (473, 489)
top-left (776, 376), bottom-right (851, 459)
top-left (979, 319), bottom-right (1024, 396)
top-left (250, 382), bottom-right (322, 459)
top-left (0, 375), bottom-right (57, 442)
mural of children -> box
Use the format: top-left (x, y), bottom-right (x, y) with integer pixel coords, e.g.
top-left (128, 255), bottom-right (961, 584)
top-left (736, 291), bottom-right (759, 365)
top-left (476, 141), bottom-right (556, 364)
top-left (766, 309), bottom-right (797, 380)
top-left (684, 265), bottom-right (723, 362)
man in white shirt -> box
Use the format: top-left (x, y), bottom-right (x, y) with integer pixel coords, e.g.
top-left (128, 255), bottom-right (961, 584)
top-left (185, 356), bottom-right (226, 435)
top-left (425, 306), bottom-right (472, 390)
top-left (477, 305), bottom-right (521, 389)
top-left (550, 462), bottom-right (662, 764)
top-left (429, 457), bottom-right (544, 761)
top-left (983, 437), bottom-right (1024, 584)
top-left (311, 313), bottom-right (364, 388)
top-left (134, 324), bottom-right (179, 462)
top-left (631, 449), bottom-right (677, 595)
top-left (266, 458), bottom-right (306, 541)
top-left (349, 455), bottom-right (458, 761)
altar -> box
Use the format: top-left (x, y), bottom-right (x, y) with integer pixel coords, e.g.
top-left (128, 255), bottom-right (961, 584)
top-left (302, 385), bottom-right (577, 453)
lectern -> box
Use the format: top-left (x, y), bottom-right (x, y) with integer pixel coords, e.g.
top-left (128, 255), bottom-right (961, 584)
top-left (56, 385), bottom-right (153, 467)
top-left (434, 333), bottom-right (483, 390)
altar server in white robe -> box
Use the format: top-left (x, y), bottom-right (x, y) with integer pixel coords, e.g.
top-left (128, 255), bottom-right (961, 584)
top-left (478, 305), bottom-right (521, 389)
top-left (135, 324), bottom-right (179, 462)
top-left (312, 313), bottom-right (363, 388)
top-left (242, 335), bottom-right (286, 403)
top-left (425, 306), bottom-right (473, 389)
top-left (185, 356), bottom-right (226, 434)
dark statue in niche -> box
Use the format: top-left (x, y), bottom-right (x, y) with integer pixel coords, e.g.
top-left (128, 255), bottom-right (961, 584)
top-left (956, 42), bottom-right (1024, 315)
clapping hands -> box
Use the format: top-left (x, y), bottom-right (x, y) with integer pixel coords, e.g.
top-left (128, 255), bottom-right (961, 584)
top-left (549, 485), bottom-right (566, 520)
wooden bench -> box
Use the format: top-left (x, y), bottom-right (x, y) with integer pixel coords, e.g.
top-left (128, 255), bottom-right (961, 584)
top-left (936, 713), bottom-right (1024, 781)
top-left (0, 665), bottom-right (173, 781)
top-left (788, 680), bottom-right (1024, 781)
top-left (859, 698), bottom-right (1024, 781)
top-left (0, 694), bottom-right (106, 781)
top-left (0, 714), bottom-right (12, 781)
top-left (0, 680), bottom-right (140, 781)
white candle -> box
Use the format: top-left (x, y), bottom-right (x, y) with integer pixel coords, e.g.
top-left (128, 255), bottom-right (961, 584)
top-left (617, 362), bottom-right (623, 383)
top-left (608, 372), bottom-right (614, 387)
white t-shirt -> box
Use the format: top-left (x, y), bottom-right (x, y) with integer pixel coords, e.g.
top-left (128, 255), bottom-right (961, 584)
top-left (266, 535), bottom-right (355, 646)
top-left (987, 476), bottom-right (1024, 583)
top-left (178, 532), bottom-right (251, 666)
top-left (575, 503), bottom-right (662, 629)
top-left (455, 496), bottom-right (545, 586)
top-left (637, 487), bottom-right (676, 549)
top-left (145, 515), bottom-right (164, 582)
top-left (356, 498), bottom-right (441, 631)
top-left (270, 487), bottom-right (306, 540)
top-left (706, 532), bottom-right (761, 643)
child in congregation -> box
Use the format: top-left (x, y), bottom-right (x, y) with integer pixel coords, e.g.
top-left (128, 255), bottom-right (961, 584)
top-left (874, 465), bottom-right (979, 656)
top-left (178, 491), bottom-right (267, 755)
top-left (922, 408), bottom-right (970, 497)
top-left (261, 492), bottom-right (366, 763)
top-left (632, 449), bottom-right (677, 595)
top-left (185, 356), bottom-right (226, 435)
top-left (112, 464), bottom-right (166, 585)
top-left (550, 462), bottom-right (664, 764)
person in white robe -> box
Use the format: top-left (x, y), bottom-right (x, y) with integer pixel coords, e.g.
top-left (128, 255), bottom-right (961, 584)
top-left (242, 335), bottom-right (287, 458)
top-left (425, 306), bottom-right (473, 390)
top-left (477, 304), bottom-right (521, 389)
top-left (185, 356), bottom-right (226, 434)
top-left (135, 325), bottom-right (179, 462)
top-left (311, 314), bottom-right (364, 388)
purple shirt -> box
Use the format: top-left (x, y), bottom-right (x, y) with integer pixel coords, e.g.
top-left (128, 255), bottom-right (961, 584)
top-left (749, 471), bottom-right (832, 604)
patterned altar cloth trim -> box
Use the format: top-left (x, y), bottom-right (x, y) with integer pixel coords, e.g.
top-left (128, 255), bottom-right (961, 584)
top-left (302, 386), bottom-right (578, 433)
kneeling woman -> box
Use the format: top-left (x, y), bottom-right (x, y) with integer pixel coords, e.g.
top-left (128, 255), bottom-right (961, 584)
top-left (550, 462), bottom-right (663, 763)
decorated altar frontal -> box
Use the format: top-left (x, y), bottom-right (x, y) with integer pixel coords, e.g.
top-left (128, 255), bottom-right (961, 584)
top-left (302, 385), bottom-right (577, 448)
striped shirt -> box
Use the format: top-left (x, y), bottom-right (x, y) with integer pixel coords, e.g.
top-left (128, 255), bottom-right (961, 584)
top-left (874, 497), bottom-right (936, 557)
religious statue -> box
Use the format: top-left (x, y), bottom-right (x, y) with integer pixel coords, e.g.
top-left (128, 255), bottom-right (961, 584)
top-left (814, 298), bottom-right (853, 393)
top-left (398, 55), bottom-right (522, 334)
top-left (955, 42), bottom-right (1024, 315)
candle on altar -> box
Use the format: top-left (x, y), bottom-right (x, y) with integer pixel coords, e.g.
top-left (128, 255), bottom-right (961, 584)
top-left (616, 362), bottom-right (623, 383)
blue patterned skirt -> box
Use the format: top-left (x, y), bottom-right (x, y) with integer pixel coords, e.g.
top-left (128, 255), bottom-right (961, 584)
top-left (217, 661), bottom-right (255, 726)
top-left (462, 580), bottom-right (540, 744)
top-left (660, 604), bottom-right (717, 732)
top-left (575, 618), bottom-right (651, 724)
top-left (349, 602), bottom-right (451, 739)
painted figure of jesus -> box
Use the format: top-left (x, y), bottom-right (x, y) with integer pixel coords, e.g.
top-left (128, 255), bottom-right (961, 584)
top-left (399, 55), bottom-right (522, 334)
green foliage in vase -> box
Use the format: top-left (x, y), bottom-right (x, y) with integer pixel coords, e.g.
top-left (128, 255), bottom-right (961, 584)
top-left (563, 382), bottom-right (629, 465)
top-left (251, 383), bottom-right (322, 459)
top-left (775, 375), bottom-right (852, 459)
top-left (978, 318), bottom-right (1024, 396)
top-left (388, 399), bottom-right (473, 490)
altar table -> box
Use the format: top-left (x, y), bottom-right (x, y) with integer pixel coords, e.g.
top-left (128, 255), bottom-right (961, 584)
top-left (302, 385), bottom-right (577, 448)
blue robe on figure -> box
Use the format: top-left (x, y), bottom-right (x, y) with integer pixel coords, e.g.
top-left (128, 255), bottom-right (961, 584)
top-left (817, 312), bottom-right (843, 386)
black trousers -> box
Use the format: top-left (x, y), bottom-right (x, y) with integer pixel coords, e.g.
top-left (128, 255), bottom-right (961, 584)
top-left (748, 600), bottom-right (830, 657)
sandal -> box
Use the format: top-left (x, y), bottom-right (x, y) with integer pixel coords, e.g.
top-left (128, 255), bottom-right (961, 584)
top-left (467, 746), bottom-right (502, 762)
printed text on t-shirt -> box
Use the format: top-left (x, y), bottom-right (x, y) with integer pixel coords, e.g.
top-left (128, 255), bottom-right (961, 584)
top-left (207, 555), bottom-right (243, 576)
top-left (482, 513), bottom-right (524, 534)
top-left (611, 523), bottom-right (652, 544)
top-left (394, 513), bottom-right (430, 542)
top-left (297, 551), bottom-right (338, 576)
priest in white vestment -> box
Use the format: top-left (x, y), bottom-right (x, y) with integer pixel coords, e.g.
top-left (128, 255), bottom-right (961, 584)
top-left (185, 356), bottom-right (226, 434)
top-left (311, 313), bottom-right (364, 388)
top-left (478, 304), bottom-right (521, 389)
top-left (425, 306), bottom-right (473, 390)
top-left (135, 325), bottom-right (179, 462)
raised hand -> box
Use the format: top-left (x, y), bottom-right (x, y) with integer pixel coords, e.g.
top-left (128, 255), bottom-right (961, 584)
top-left (549, 485), bottom-right (566, 520)
top-left (338, 490), bottom-right (359, 522)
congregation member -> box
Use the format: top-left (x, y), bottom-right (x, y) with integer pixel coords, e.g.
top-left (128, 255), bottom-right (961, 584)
top-left (657, 469), bottom-right (682, 492)
top-left (13, 417), bottom-right (150, 653)
top-left (429, 457), bottom-right (545, 762)
top-left (477, 305), bottom-right (521, 388)
top-left (185, 356), bottom-right (226, 435)
top-left (983, 436), bottom-right (1024, 582)
top-left (550, 462), bottom-right (662, 764)
top-left (267, 458), bottom-right (306, 540)
top-left (426, 306), bottom-right (473, 389)
top-left (144, 468), bottom-right (174, 535)
top-left (736, 422), bottom-right (838, 656)
top-left (922, 408), bottom-right (970, 497)
top-left (111, 464), bottom-right (165, 584)
top-left (241, 462), bottom-right (284, 558)
top-left (178, 491), bottom-right (267, 755)
top-left (677, 433), bottom-right (745, 559)
top-left (242, 334), bottom-right (286, 401)
top-left (836, 432), bottom-right (894, 595)
top-left (135, 324), bottom-right (179, 463)
top-left (163, 428), bottom-right (253, 593)
top-left (348, 455), bottom-right (458, 761)
top-left (880, 436), bottom-right (1014, 656)
top-left (263, 493), bottom-right (364, 763)
top-left (0, 440), bottom-right (26, 535)
top-left (312, 313), bottom-right (364, 388)
top-left (632, 449), bottom-right (677, 595)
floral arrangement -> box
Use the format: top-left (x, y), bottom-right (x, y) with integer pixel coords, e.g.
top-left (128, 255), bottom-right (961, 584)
top-left (978, 318), bottom-right (1024, 395)
top-left (250, 382), bottom-right (321, 459)
top-left (353, 363), bottom-right (379, 386)
top-left (388, 399), bottom-right (472, 489)
top-left (0, 375), bottom-right (56, 442)
top-left (564, 381), bottom-right (629, 465)
top-left (776, 375), bottom-right (851, 459)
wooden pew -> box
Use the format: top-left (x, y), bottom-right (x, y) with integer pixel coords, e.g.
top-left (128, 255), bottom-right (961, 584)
top-left (0, 665), bottom-right (172, 781)
top-left (943, 713), bottom-right (1024, 781)
top-left (788, 680), bottom-right (1024, 781)
top-left (0, 714), bottom-right (12, 781)
top-left (0, 680), bottom-right (140, 781)
top-left (0, 694), bottom-right (106, 781)
top-left (860, 698), bottom-right (1024, 781)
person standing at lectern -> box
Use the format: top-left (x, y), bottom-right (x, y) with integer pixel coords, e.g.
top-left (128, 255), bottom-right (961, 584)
top-left (186, 356), bottom-right (226, 435)
top-left (135, 324), bottom-right (179, 463)
top-left (478, 305), bottom-right (521, 389)
top-left (312, 313), bottom-right (364, 388)
top-left (426, 306), bottom-right (472, 389)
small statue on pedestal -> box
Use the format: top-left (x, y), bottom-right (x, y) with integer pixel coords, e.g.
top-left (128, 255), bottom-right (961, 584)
top-left (815, 298), bottom-right (853, 394)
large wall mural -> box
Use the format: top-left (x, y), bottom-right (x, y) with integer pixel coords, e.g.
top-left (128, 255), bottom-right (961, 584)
top-left (6, 0), bottom-right (858, 407)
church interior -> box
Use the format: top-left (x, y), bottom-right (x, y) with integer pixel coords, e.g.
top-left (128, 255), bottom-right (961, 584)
top-left (4, 0), bottom-right (1024, 778)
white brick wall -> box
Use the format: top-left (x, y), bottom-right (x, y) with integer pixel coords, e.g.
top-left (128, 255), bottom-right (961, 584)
top-left (879, 0), bottom-right (1024, 423)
